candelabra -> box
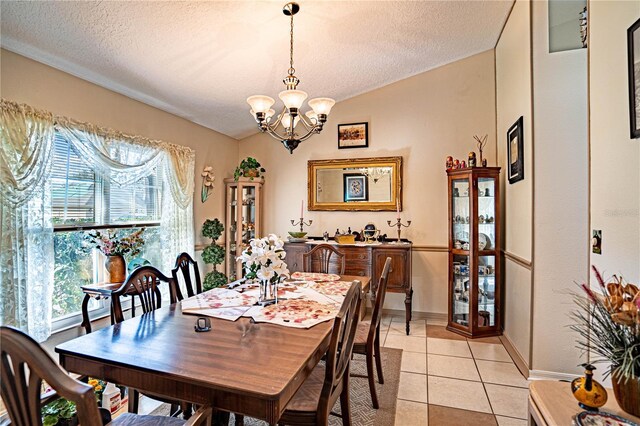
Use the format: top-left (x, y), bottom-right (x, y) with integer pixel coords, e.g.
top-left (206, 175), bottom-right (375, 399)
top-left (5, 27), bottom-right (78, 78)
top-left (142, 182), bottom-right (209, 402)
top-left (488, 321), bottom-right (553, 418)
top-left (387, 218), bottom-right (411, 243)
top-left (291, 218), bottom-right (312, 233)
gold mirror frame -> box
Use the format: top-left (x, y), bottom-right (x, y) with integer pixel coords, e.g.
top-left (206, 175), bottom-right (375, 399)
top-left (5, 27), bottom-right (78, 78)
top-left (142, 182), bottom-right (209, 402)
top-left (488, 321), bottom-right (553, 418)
top-left (308, 156), bottom-right (403, 211)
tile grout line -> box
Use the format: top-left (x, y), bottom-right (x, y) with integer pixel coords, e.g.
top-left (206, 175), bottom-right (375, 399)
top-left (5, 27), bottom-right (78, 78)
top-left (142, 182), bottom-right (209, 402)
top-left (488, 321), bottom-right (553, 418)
top-left (468, 338), bottom-right (498, 417)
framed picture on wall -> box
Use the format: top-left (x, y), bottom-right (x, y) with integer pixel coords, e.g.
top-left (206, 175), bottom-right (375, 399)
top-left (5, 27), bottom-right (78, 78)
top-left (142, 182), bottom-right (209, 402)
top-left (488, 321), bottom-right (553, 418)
top-left (628, 17), bottom-right (640, 139)
top-left (338, 122), bottom-right (368, 149)
top-left (507, 116), bottom-right (524, 184)
top-left (343, 174), bottom-right (368, 202)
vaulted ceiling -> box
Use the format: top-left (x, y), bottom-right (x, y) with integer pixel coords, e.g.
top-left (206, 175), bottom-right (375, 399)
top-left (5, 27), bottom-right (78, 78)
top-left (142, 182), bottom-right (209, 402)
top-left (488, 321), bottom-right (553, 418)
top-left (1, 1), bottom-right (513, 139)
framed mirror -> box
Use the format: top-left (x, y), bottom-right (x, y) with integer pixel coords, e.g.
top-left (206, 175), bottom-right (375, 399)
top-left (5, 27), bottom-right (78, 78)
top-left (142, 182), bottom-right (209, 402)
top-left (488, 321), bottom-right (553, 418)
top-left (308, 157), bottom-right (403, 211)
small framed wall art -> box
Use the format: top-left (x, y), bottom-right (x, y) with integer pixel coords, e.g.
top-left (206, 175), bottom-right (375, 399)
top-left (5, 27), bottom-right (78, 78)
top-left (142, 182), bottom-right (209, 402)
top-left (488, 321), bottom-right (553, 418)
top-left (628, 17), bottom-right (640, 139)
top-left (343, 173), bottom-right (368, 202)
top-left (338, 122), bottom-right (368, 149)
top-left (507, 116), bottom-right (524, 184)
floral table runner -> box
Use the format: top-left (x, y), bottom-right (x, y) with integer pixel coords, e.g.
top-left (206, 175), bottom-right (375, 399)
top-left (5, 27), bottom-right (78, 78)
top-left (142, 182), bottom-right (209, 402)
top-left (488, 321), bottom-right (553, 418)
top-left (181, 279), bottom-right (350, 327)
top-left (290, 272), bottom-right (341, 282)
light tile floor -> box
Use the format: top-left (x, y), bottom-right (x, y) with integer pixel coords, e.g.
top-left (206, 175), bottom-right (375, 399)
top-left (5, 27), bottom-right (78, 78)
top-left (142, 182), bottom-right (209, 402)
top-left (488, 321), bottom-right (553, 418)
top-left (386, 315), bottom-right (529, 426)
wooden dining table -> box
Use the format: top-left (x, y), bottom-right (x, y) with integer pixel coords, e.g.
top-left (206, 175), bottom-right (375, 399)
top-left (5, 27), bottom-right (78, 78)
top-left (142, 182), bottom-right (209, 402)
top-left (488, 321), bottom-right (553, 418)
top-left (56, 275), bottom-right (370, 425)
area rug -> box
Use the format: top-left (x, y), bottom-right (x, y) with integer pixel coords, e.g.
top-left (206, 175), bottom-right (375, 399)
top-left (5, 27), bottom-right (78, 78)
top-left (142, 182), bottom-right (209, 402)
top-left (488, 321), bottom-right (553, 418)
top-left (150, 347), bottom-right (402, 425)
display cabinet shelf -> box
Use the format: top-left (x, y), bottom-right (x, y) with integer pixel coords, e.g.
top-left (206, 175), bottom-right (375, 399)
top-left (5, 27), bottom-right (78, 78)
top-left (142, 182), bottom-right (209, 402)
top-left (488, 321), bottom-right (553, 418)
top-left (447, 167), bottom-right (502, 338)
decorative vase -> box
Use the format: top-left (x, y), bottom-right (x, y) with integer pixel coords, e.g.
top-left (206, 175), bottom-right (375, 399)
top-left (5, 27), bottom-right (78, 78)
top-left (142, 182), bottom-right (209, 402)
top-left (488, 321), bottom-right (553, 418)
top-left (571, 364), bottom-right (608, 411)
top-left (258, 279), bottom-right (278, 305)
top-left (612, 371), bottom-right (640, 417)
top-left (104, 254), bottom-right (126, 283)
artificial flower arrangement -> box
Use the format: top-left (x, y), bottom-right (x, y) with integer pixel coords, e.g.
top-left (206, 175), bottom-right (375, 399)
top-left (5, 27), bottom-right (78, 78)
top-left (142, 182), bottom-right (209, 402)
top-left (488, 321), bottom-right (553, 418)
top-left (200, 166), bottom-right (215, 202)
top-left (571, 266), bottom-right (640, 416)
top-left (84, 228), bottom-right (145, 257)
top-left (238, 234), bottom-right (289, 302)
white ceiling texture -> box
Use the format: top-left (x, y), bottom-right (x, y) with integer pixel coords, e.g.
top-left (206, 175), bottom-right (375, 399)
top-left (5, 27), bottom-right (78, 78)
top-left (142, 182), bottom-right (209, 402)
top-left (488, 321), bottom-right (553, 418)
top-left (1, 1), bottom-right (513, 139)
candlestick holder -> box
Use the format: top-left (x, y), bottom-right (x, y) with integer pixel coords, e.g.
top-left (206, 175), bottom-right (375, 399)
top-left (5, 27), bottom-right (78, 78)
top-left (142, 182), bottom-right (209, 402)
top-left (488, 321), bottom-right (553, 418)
top-left (387, 218), bottom-right (411, 243)
top-left (291, 218), bottom-right (313, 233)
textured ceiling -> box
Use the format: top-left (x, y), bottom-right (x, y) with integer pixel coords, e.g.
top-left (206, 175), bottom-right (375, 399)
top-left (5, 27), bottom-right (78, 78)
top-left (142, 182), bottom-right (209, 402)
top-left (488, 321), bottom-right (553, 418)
top-left (1, 1), bottom-right (513, 139)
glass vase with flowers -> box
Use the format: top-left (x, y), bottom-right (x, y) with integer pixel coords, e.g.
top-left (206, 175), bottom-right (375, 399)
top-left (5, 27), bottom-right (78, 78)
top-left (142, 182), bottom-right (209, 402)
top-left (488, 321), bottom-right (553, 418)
top-left (238, 234), bottom-right (289, 305)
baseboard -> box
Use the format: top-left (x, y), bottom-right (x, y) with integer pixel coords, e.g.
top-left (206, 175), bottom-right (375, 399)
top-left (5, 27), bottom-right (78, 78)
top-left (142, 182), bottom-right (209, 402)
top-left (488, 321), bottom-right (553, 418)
top-left (528, 370), bottom-right (579, 382)
top-left (500, 333), bottom-right (530, 379)
top-left (381, 308), bottom-right (447, 325)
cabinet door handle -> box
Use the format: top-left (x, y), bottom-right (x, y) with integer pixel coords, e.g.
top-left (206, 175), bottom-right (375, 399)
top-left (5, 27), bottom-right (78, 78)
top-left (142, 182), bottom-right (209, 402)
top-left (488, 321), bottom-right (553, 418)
top-left (358, 254), bottom-right (365, 259)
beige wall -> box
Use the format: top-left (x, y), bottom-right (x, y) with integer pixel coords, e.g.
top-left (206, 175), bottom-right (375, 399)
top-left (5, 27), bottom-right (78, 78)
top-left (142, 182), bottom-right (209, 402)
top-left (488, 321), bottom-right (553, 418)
top-left (238, 50), bottom-right (497, 314)
top-left (0, 49), bottom-right (239, 250)
top-left (495, 0), bottom-right (533, 367)
top-left (531, 0), bottom-right (587, 376)
top-left (589, 1), bottom-right (640, 283)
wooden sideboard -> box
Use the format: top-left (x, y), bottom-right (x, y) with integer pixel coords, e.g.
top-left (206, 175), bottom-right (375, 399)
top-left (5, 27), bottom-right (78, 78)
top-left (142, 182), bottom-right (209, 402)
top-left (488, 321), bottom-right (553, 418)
top-left (284, 241), bottom-right (414, 334)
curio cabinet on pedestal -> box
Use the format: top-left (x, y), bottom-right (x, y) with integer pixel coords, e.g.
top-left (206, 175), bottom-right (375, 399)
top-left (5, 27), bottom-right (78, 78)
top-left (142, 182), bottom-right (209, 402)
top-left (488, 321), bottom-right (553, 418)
top-left (447, 167), bottom-right (502, 338)
top-left (225, 177), bottom-right (263, 281)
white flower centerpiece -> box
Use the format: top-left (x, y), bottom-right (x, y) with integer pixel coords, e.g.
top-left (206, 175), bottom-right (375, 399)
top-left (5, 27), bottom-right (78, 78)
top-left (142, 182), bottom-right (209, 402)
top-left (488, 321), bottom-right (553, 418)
top-left (238, 234), bottom-right (290, 305)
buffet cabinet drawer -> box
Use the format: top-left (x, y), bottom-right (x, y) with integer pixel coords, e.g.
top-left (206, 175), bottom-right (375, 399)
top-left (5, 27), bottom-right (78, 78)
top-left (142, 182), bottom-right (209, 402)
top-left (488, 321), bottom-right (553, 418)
top-left (340, 247), bottom-right (373, 263)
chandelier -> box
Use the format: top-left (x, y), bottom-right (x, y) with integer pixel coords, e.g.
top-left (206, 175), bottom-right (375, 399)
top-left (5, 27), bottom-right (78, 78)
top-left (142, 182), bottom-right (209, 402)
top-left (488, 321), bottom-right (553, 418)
top-left (247, 2), bottom-right (335, 154)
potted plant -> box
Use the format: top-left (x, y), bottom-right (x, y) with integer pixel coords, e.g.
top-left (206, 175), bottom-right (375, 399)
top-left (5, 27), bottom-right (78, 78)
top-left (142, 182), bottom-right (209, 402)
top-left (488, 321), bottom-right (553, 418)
top-left (42, 398), bottom-right (77, 426)
top-left (202, 219), bottom-right (228, 290)
top-left (234, 157), bottom-right (266, 181)
top-left (84, 229), bottom-right (145, 283)
top-left (571, 266), bottom-right (640, 417)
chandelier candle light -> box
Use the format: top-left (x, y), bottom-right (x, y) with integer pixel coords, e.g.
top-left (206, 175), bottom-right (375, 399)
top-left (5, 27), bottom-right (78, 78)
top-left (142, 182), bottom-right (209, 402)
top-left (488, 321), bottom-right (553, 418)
top-left (247, 2), bottom-right (336, 154)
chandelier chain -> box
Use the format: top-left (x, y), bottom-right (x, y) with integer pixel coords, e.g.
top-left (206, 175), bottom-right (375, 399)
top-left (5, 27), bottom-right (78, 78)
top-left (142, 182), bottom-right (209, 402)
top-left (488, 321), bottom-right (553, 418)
top-left (288, 11), bottom-right (295, 76)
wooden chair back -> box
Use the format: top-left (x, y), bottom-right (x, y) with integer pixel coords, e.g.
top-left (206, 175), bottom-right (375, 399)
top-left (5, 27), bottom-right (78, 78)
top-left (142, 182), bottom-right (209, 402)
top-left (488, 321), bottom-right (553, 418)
top-left (303, 244), bottom-right (346, 275)
top-left (112, 266), bottom-right (176, 324)
top-left (368, 257), bottom-right (392, 342)
top-left (318, 282), bottom-right (362, 420)
top-left (171, 252), bottom-right (202, 300)
top-left (0, 326), bottom-right (103, 426)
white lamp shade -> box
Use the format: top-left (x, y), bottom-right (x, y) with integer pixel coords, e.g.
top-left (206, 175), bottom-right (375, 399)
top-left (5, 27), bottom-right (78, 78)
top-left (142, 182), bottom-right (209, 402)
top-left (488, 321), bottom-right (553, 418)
top-left (280, 113), bottom-right (300, 129)
top-left (278, 90), bottom-right (308, 110)
top-left (250, 108), bottom-right (276, 122)
top-left (247, 95), bottom-right (275, 114)
top-left (305, 110), bottom-right (318, 123)
top-left (308, 97), bottom-right (335, 115)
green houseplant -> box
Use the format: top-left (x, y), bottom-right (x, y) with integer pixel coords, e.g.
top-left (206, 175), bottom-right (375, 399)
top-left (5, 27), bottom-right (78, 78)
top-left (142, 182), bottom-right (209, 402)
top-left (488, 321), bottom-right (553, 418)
top-left (234, 157), bottom-right (266, 181)
top-left (202, 218), bottom-right (228, 290)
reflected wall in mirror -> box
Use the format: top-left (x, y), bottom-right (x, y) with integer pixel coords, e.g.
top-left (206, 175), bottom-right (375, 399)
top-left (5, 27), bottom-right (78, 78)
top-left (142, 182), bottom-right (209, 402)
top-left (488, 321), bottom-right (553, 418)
top-left (308, 157), bottom-right (402, 211)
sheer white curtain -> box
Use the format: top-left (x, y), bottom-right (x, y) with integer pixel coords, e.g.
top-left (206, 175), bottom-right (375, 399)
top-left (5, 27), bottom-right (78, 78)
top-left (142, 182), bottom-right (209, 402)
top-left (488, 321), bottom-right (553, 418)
top-left (1, 100), bottom-right (195, 342)
top-left (56, 118), bottom-right (196, 273)
top-left (0, 100), bottom-right (55, 342)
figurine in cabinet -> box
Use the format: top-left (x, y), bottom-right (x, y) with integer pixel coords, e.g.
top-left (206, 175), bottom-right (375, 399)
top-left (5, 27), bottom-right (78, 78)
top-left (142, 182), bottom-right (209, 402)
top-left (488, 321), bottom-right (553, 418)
top-left (446, 156), bottom-right (454, 170)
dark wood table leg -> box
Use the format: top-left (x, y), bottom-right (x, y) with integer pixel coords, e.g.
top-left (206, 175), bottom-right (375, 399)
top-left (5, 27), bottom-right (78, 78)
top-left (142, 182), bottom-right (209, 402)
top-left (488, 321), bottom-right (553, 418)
top-left (80, 294), bottom-right (92, 334)
top-left (404, 288), bottom-right (413, 335)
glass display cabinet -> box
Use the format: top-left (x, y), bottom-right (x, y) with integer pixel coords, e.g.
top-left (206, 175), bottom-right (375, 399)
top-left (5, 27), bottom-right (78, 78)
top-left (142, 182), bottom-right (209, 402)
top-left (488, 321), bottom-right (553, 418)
top-left (447, 167), bottom-right (501, 338)
top-left (224, 177), bottom-right (264, 281)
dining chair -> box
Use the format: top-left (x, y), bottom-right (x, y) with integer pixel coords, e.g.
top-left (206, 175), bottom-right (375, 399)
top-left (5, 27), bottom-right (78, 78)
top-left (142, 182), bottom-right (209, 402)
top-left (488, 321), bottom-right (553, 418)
top-left (111, 265), bottom-right (178, 324)
top-left (110, 266), bottom-right (186, 417)
top-left (171, 252), bottom-right (202, 301)
top-left (303, 244), bottom-right (346, 275)
top-left (0, 326), bottom-right (212, 426)
top-left (277, 281), bottom-right (362, 426)
top-left (352, 257), bottom-right (392, 409)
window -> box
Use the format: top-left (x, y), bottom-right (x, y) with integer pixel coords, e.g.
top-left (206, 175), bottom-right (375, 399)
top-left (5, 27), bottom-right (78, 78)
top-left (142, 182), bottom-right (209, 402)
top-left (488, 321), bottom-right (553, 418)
top-left (51, 132), bottom-right (163, 326)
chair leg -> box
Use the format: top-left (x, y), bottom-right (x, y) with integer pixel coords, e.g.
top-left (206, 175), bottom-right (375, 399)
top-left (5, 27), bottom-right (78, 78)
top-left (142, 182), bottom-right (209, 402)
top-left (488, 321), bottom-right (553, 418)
top-left (340, 373), bottom-right (352, 426)
top-left (181, 402), bottom-right (192, 419)
top-left (374, 338), bottom-right (384, 385)
top-left (128, 388), bottom-right (139, 413)
top-left (235, 414), bottom-right (245, 426)
top-left (365, 350), bottom-right (379, 409)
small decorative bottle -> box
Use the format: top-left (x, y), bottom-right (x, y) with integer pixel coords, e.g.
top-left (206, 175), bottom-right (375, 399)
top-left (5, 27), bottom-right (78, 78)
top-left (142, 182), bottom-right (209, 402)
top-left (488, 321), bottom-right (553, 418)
top-left (571, 364), bottom-right (608, 411)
